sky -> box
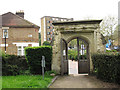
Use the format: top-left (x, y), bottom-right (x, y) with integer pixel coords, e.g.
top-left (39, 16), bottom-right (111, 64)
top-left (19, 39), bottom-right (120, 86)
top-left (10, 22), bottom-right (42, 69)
top-left (0, 0), bottom-right (120, 26)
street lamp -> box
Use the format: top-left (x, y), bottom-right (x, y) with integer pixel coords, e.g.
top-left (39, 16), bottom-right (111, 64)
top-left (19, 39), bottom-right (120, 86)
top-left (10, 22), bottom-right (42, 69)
top-left (4, 30), bottom-right (7, 54)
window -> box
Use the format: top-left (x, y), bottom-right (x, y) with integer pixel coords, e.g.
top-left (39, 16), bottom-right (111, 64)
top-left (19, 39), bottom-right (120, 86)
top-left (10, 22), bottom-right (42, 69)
top-left (56, 18), bottom-right (58, 20)
top-left (23, 46), bottom-right (26, 55)
top-left (47, 32), bottom-right (50, 35)
top-left (47, 26), bottom-right (50, 29)
top-left (17, 46), bottom-right (26, 56)
top-left (52, 18), bottom-right (55, 20)
top-left (50, 32), bottom-right (52, 34)
top-left (50, 29), bottom-right (53, 32)
top-left (61, 19), bottom-right (63, 21)
top-left (68, 19), bottom-right (72, 21)
top-left (18, 46), bottom-right (22, 56)
top-left (50, 21), bottom-right (53, 23)
top-left (51, 35), bottom-right (53, 38)
top-left (28, 35), bottom-right (32, 37)
top-left (3, 30), bottom-right (8, 38)
top-left (47, 38), bottom-right (50, 41)
top-left (47, 21), bottom-right (50, 23)
top-left (50, 26), bottom-right (53, 29)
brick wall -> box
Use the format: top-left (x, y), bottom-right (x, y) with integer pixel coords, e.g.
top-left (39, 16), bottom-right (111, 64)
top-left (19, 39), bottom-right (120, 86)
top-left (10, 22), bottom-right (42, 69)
top-left (1, 27), bottom-right (39, 55)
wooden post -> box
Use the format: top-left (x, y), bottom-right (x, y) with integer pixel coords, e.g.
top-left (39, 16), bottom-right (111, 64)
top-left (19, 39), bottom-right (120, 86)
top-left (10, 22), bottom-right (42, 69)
top-left (77, 38), bottom-right (80, 74)
top-left (61, 39), bottom-right (64, 75)
top-left (77, 37), bottom-right (80, 60)
top-left (42, 56), bottom-right (45, 80)
top-left (66, 43), bottom-right (68, 60)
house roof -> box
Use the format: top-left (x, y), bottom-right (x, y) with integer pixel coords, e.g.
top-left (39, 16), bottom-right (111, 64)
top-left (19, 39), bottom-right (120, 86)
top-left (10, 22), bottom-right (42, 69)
top-left (2, 12), bottom-right (40, 28)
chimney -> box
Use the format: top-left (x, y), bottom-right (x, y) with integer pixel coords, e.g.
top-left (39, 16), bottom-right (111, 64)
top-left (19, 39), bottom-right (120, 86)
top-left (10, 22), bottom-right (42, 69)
top-left (16, 10), bottom-right (24, 18)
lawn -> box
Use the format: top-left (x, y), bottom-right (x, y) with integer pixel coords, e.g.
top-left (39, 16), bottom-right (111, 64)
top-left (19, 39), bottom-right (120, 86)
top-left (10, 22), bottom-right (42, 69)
top-left (2, 75), bottom-right (54, 88)
top-left (0, 76), bottom-right (2, 89)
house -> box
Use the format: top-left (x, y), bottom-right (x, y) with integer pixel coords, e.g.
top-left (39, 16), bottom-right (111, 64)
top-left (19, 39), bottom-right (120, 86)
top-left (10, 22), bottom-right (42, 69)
top-left (0, 11), bottom-right (40, 55)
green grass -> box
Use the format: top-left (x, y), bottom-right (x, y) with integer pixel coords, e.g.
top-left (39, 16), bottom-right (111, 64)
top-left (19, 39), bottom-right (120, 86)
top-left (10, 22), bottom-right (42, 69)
top-left (0, 76), bottom-right (2, 90)
top-left (2, 75), bottom-right (54, 88)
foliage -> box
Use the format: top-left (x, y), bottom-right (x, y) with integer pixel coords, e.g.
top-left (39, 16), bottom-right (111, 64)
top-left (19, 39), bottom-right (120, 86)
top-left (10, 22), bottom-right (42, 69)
top-left (43, 41), bottom-right (50, 46)
top-left (92, 53), bottom-right (120, 84)
top-left (25, 46), bottom-right (52, 75)
top-left (68, 49), bottom-right (78, 60)
top-left (106, 50), bottom-right (119, 55)
top-left (68, 39), bottom-right (77, 49)
top-left (100, 16), bottom-right (117, 49)
top-left (100, 16), bottom-right (117, 37)
top-left (2, 54), bottom-right (29, 76)
top-left (68, 49), bottom-right (87, 60)
top-left (45, 70), bottom-right (57, 76)
top-left (106, 50), bottom-right (117, 52)
top-left (2, 74), bottom-right (54, 88)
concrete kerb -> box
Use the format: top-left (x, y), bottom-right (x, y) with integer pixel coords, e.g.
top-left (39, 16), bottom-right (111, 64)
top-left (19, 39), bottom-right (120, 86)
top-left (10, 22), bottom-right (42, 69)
top-left (47, 75), bottom-right (59, 88)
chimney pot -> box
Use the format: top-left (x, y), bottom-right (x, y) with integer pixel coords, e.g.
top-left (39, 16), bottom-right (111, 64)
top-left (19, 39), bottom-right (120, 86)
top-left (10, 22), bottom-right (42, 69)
top-left (16, 10), bottom-right (24, 18)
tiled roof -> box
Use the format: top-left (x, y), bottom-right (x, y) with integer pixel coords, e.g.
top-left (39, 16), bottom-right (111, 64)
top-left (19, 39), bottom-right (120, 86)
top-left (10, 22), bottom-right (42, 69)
top-left (2, 12), bottom-right (40, 28)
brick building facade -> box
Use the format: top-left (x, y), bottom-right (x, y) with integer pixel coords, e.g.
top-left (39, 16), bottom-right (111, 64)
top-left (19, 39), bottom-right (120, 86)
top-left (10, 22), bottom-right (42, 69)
top-left (0, 11), bottom-right (40, 55)
top-left (41, 16), bottom-right (73, 45)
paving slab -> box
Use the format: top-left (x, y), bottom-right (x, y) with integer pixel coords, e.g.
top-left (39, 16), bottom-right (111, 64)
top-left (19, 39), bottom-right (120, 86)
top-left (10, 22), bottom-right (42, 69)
top-left (49, 75), bottom-right (120, 88)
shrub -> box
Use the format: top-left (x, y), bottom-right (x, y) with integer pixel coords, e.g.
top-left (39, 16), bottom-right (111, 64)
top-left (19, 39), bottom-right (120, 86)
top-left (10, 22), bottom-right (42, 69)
top-left (2, 54), bottom-right (29, 76)
top-left (92, 53), bottom-right (120, 84)
top-left (68, 49), bottom-right (87, 60)
top-left (45, 70), bottom-right (57, 76)
top-left (25, 46), bottom-right (52, 75)
top-left (43, 41), bottom-right (50, 46)
top-left (106, 50), bottom-right (117, 52)
top-left (68, 49), bottom-right (77, 60)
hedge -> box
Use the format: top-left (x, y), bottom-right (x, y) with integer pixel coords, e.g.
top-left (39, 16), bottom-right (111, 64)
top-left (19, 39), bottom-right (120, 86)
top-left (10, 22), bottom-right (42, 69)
top-left (25, 46), bottom-right (52, 75)
top-left (92, 53), bottom-right (120, 84)
top-left (2, 54), bottom-right (29, 76)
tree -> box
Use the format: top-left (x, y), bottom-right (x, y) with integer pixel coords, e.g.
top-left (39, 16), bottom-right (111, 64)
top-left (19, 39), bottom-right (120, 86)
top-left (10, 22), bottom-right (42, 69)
top-left (100, 16), bottom-right (117, 49)
top-left (43, 41), bottom-right (50, 46)
top-left (68, 39), bottom-right (77, 49)
top-left (113, 25), bottom-right (120, 47)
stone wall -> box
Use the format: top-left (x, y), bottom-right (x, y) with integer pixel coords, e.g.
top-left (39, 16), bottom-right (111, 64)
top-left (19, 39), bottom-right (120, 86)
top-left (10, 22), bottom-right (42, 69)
top-left (52, 20), bottom-right (104, 74)
top-left (52, 28), bottom-right (62, 74)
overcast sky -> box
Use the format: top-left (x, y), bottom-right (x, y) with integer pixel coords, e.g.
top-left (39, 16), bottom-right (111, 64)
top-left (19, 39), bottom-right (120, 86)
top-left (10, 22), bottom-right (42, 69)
top-left (0, 0), bottom-right (119, 26)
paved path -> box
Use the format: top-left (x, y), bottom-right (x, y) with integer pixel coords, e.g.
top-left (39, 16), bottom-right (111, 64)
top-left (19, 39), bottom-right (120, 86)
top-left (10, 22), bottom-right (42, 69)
top-left (49, 75), bottom-right (120, 88)
top-left (50, 60), bottom-right (120, 88)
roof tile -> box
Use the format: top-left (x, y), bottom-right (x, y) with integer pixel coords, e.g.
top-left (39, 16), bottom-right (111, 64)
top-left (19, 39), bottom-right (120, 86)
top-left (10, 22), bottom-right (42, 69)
top-left (2, 12), bottom-right (40, 28)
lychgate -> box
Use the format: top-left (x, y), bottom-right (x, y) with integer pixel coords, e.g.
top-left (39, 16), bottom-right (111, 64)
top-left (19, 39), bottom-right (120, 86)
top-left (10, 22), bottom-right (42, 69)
top-left (52, 20), bottom-right (105, 75)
